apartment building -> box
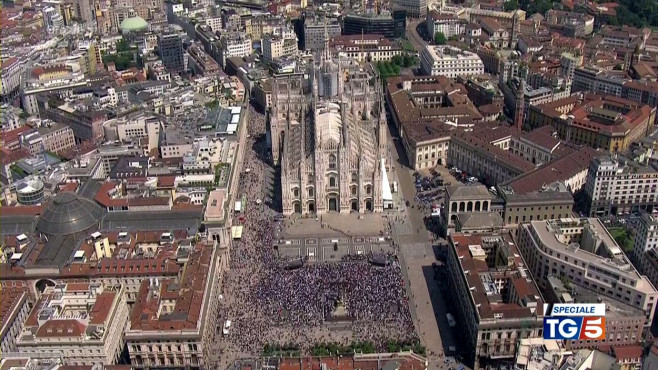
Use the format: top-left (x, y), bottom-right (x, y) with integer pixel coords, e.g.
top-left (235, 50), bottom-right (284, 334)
top-left (420, 45), bottom-right (484, 78)
top-left (20, 122), bottom-right (76, 155)
top-left (1, 57), bottom-right (25, 103)
top-left (21, 65), bottom-right (88, 115)
top-left (584, 156), bottom-right (658, 217)
top-left (262, 35), bottom-right (298, 61)
top-left (16, 283), bottom-right (129, 366)
top-left (187, 43), bottom-right (221, 76)
top-left (546, 276), bottom-right (645, 350)
top-left (40, 101), bottom-right (108, 143)
top-left (0, 290), bottom-right (31, 354)
top-left (572, 66), bottom-right (629, 97)
top-left (330, 35), bottom-right (403, 63)
top-left (447, 232), bottom-right (544, 369)
top-left (219, 32), bottom-right (252, 67)
top-left (634, 212), bottom-right (658, 265)
top-left (425, 11), bottom-right (466, 39)
top-left (517, 218), bottom-right (658, 326)
top-left (125, 241), bottom-right (223, 369)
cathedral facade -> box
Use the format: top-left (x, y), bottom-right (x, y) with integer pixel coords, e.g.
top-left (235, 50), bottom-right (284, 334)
top-left (269, 49), bottom-right (387, 215)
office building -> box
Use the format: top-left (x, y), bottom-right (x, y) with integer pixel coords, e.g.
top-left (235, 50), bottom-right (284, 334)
top-left (425, 11), bottom-right (466, 39)
top-left (1, 290), bottom-right (31, 354)
top-left (157, 33), bottom-right (185, 72)
top-left (393, 0), bottom-right (426, 18)
top-left (420, 45), bottom-right (484, 78)
top-left (585, 156), bottom-right (658, 217)
top-left (1, 57), bottom-right (25, 103)
top-left (517, 218), bottom-right (658, 326)
top-left (303, 18), bottom-right (341, 51)
top-left (447, 232), bottom-right (544, 369)
top-left (572, 66), bottom-right (629, 97)
top-left (342, 11), bottom-right (399, 39)
top-left (634, 213), bottom-right (658, 265)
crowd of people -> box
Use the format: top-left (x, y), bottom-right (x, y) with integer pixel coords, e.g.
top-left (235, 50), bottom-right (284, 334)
top-left (217, 104), bottom-right (416, 357)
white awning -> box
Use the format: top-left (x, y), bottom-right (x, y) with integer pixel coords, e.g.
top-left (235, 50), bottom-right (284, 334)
top-left (381, 158), bottom-right (393, 206)
top-left (231, 226), bottom-right (243, 239)
top-left (234, 201), bottom-right (242, 212)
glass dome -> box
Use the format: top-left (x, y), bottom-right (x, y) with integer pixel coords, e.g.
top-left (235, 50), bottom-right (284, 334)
top-left (36, 192), bottom-right (105, 236)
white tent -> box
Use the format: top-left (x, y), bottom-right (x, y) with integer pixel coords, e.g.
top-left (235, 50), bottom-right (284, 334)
top-left (381, 158), bottom-right (393, 209)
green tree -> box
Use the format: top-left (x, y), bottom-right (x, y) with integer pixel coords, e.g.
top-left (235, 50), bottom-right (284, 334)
top-left (504, 0), bottom-right (519, 12)
top-left (391, 54), bottom-right (404, 66)
top-left (434, 32), bottom-right (447, 45)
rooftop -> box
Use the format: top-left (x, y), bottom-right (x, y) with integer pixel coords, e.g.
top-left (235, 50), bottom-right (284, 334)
top-left (449, 232), bottom-right (544, 321)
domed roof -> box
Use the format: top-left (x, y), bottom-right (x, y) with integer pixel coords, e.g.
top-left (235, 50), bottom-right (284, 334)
top-left (36, 193), bottom-right (105, 236)
top-left (120, 16), bottom-right (148, 31)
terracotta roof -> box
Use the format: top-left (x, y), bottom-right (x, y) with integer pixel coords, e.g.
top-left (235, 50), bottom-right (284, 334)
top-left (0, 289), bottom-right (28, 338)
top-left (1, 125), bottom-right (32, 145)
top-left (522, 125), bottom-right (560, 150)
top-left (89, 292), bottom-right (116, 324)
top-left (35, 319), bottom-right (86, 338)
top-left (0, 205), bottom-right (43, 216)
top-left (59, 182), bottom-right (80, 193)
top-left (612, 345), bottom-right (643, 361)
top-left (506, 146), bottom-right (599, 194)
top-left (129, 243), bottom-right (212, 331)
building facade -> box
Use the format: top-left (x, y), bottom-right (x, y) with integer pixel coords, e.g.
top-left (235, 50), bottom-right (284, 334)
top-left (157, 33), bottom-right (185, 73)
top-left (584, 156), bottom-right (658, 217)
top-left (420, 45), bottom-right (484, 78)
top-left (16, 283), bottom-right (129, 366)
top-left (447, 232), bottom-right (544, 369)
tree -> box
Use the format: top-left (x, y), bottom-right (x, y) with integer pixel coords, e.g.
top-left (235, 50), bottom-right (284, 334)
top-left (613, 64), bottom-right (623, 70)
top-left (504, 0), bottom-right (518, 12)
top-left (434, 32), bottom-right (447, 45)
top-left (391, 54), bottom-right (403, 66)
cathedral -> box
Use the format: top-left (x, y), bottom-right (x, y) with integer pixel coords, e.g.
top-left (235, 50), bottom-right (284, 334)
top-left (269, 37), bottom-right (387, 215)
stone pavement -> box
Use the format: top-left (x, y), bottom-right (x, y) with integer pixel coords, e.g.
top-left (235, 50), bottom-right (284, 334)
top-left (282, 212), bottom-right (387, 238)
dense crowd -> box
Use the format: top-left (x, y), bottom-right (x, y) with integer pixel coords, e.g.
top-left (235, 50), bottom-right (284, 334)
top-left (218, 104), bottom-right (415, 356)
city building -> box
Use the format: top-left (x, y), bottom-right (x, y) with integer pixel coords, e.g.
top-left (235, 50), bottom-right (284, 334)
top-left (584, 156), bottom-right (658, 216)
top-left (447, 232), bottom-right (544, 369)
top-left (572, 66), bottom-right (629, 97)
top-left (342, 11), bottom-right (400, 40)
top-left (449, 127), bottom-right (536, 186)
top-left (530, 94), bottom-right (656, 153)
top-left (497, 183), bottom-right (575, 229)
top-left (1, 290), bottom-right (31, 354)
top-left (219, 32), bottom-right (252, 68)
top-left (546, 276), bottom-right (646, 350)
top-left (16, 283), bottom-right (129, 366)
top-left (262, 35), bottom-right (298, 61)
top-left (271, 55), bottom-right (387, 214)
top-left (20, 122), bottom-right (75, 155)
top-left (425, 11), bottom-right (467, 39)
top-left (444, 184), bottom-right (494, 230)
top-left (544, 10), bottom-right (595, 37)
top-left (1, 57), bottom-right (25, 103)
top-left (517, 218), bottom-right (658, 326)
top-left (303, 18), bottom-right (341, 51)
top-left (393, 0), bottom-right (426, 18)
top-left (420, 45), bottom-right (484, 78)
top-left (634, 212), bottom-right (658, 265)
top-left (157, 33), bottom-right (185, 73)
top-left (330, 34), bottom-right (403, 63)
top-left (385, 75), bottom-right (482, 170)
top-left (187, 43), bottom-right (221, 76)
top-left (125, 241), bottom-right (223, 369)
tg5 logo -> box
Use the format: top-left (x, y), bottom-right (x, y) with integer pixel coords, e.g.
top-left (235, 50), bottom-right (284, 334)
top-left (543, 316), bottom-right (606, 340)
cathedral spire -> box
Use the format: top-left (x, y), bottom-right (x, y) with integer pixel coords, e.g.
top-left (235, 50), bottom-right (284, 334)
top-left (323, 18), bottom-right (330, 62)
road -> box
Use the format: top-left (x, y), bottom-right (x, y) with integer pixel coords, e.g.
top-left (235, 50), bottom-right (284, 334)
top-left (406, 18), bottom-right (429, 53)
top-left (225, 90), bottom-right (251, 229)
top-left (385, 118), bottom-right (468, 370)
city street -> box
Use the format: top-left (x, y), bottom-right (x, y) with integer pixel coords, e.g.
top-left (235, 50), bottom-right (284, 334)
top-left (385, 118), bottom-right (467, 370)
top-left (406, 18), bottom-right (429, 53)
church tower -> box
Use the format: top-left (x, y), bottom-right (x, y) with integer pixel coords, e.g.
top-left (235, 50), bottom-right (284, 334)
top-left (514, 78), bottom-right (525, 131)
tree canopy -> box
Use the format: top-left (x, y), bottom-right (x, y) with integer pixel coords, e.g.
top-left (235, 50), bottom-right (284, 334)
top-left (434, 32), bottom-right (447, 45)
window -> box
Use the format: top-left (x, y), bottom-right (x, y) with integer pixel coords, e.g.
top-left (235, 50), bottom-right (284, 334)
top-left (308, 188), bottom-right (314, 197)
top-left (329, 154), bottom-right (337, 169)
top-left (293, 188), bottom-right (299, 197)
top-left (366, 185), bottom-right (372, 195)
top-left (351, 172), bottom-right (358, 182)
top-left (330, 177), bottom-right (336, 187)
